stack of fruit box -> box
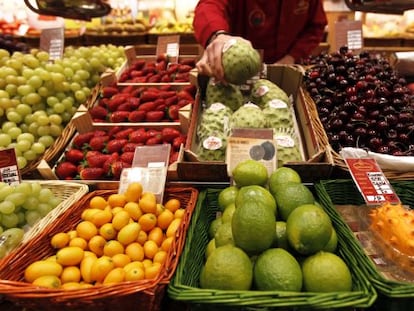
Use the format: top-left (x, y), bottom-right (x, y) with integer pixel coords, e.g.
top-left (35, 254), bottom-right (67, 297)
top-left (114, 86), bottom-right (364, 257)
top-left (177, 65), bottom-right (335, 183)
top-left (36, 46), bottom-right (200, 185)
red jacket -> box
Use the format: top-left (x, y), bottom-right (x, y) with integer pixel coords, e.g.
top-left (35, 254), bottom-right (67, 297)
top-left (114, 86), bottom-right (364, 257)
top-left (193, 0), bottom-right (327, 63)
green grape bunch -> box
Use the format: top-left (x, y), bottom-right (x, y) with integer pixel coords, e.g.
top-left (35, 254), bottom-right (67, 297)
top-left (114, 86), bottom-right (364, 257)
top-left (0, 45), bottom-right (125, 170)
top-left (0, 181), bottom-right (63, 259)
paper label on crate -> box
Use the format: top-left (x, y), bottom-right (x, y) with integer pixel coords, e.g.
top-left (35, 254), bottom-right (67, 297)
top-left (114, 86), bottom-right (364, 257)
top-left (0, 149), bottom-right (20, 186)
top-left (132, 144), bottom-right (171, 168)
top-left (344, 158), bottom-right (400, 205)
top-left (226, 131), bottom-right (276, 177)
top-left (40, 27), bottom-right (64, 60)
top-left (157, 35), bottom-right (180, 63)
top-left (334, 20), bottom-right (363, 51)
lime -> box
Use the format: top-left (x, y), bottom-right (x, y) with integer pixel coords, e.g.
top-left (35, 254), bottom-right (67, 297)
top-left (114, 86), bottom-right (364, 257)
top-left (222, 203), bottom-right (236, 223)
top-left (200, 244), bottom-right (253, 290)
top-left (272, 221), bottom-right (290, 250)
top-left (235, 185), bottom-right (277, 216)
top-left (268, 167), bottom-right (301, 196)
top-left (218, 186), bottom-right (239, 211)
top-left (208, 217), bottom-right (222, 239)
top-left (322, 227), bottom-right (338, 253)
top-left (273, 182), bottom-right (314, 220)
top-left (253, 248), bottom-right (302, 291)
top-left (214, 221), bottom-right (234, 247)
top-left (286, 204), bottom-right (333, 255)
top-left (302, 251), bottom-right (352, 292)
top-left (232, 200), bottom-right (275, 255)
top-left (232, 159), bottom-right (268, 187)
top-left (205, 238), bottom-right (216, 259)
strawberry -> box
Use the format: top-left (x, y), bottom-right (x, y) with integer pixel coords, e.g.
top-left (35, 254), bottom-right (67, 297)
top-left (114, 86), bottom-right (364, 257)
top-left (183, 84), bottom-right (197, 97)
top-left (110, 111), bottom-right (130, 123)
top-left (122, 142), bottom-right (139, 153)
top-left (107, 94), bottom-right (129, 111)
top-left (161, 127), bottom-right (181, 143)
top-left (138, 101), bottom-right (157, 112)
top-left (101, 86), bottom-right (118, 98)
top-left (165, 95), bottom-right (178, 107)
top-left (177, 90), bottom-right (195, 101)
top-left (106, 139), bottom-right (128, 154)
top-left (169, 151), bottom-right (180, 164)
top-left (172, 135), bottom-right (187, 150)
top-left (146, 137), bottom-right (162, 145)
top-left (161, 74), bottom-right (171, 82)
top-left (86, 151), bottom-right (111, 168)
top-left (79, 167), bottom-right (105, 180)
top-left (89, 105), bottom-right (108, 121)
top-left (177, 99), bottom-right (192, 108)
top-left (128, 110), bottom-right (146, 122)
top-left (93, 130), bottom-right (107, 137)
top-left (159, 91), bottom-right (176, 99)
top-left (140, 91), bottom-right (159, 103)
top-left (148, 74), bottom-right (162, 83)
top-left (178, 64), bottom-right (193, 73)
top-left (65, 149), bottom-right (84, 164)
top-left (114, 128), bottom-right (134, 140)
top-left (110, 161), bottom-right (131, 179)
top-left (128, 97), bottom-right (141, 109)
top-left (145, 111), bottom-right (164, 122)
top-left (166, 105), bottom-right (179, 120)
top-left (117, 102), bottom-right (134, 112)
top-left (55, 161), bottom-right (78, 179)
top-left (132, 59), bottom-right (146, 70)
top-left (179, 58), bottom-right (196, 67)
top-left (129, 129), bottom-right (148, 144)
top-left (120, 151), bottom-right (135, 164)
top-left (102, 152), bottom-right (120, 173)
top-left (72, 132), bottom-right (95, 149)
top-left (89, 135), bottom-right (109, 151)
top-left (107, 126), bottom-right (122, 138)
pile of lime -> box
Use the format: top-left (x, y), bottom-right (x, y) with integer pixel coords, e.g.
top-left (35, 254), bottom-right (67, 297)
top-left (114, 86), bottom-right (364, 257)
top-left (200, 160), bottom-right (352, 293)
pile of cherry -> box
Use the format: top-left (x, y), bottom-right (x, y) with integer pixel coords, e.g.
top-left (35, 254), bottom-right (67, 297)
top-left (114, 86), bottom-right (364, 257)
top-left (303, 47), bottom-right (414, 156)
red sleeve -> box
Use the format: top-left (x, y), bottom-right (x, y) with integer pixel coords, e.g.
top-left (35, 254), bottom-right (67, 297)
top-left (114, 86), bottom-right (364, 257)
top-left (288, 0), bottom-right (327, 62)
top-left (193, 0), bottom-right (231, 47)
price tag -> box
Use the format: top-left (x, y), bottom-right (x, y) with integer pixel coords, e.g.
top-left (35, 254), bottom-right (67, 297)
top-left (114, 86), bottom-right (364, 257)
top-left (345, 157), bottom-right (400, 205)
top-left (40, 27), bottom-right (64, 60)
top-left (118, 145), bottom-right (170, 203)
top-left (0, 149), bottom-right (21, 186)
top-left (156, 35), bottom-right (180, 63)
top-left (334, 20), bottom-right (363, 51)
top-left (226, 128), bottom-right (276, 177)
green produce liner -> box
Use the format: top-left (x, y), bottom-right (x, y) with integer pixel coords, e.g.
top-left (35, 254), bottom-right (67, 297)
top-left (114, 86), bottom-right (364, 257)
top-left (315, 179), bottom-right (414, 298)
top-left (167, 188), bottom-right (376, 310)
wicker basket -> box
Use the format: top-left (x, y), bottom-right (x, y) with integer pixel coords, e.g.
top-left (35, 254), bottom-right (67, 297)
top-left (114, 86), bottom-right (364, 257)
top-left (315, 179), bottom-right (414, 298)
top-left (0, 180), bottom-right (89, 261)
top-left (0, 186), bottom-right (198, 311)
top-left (167, 188), bottom-right (377, 309)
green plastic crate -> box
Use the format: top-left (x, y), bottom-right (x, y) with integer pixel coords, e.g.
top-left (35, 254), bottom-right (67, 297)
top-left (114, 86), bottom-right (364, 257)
top-left (168, 188), bottom-right (377, 310)
top-left (315, 179), bottom-right (414, 298)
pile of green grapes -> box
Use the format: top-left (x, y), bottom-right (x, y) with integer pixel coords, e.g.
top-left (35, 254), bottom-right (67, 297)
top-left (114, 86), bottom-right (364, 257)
top-left (0, 44), bottom-right (125, 170)
top-left (0, 181), bottom-right (63, 259)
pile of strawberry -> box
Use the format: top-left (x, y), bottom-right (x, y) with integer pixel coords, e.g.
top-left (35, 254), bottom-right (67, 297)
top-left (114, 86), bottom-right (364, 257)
top-left (89, 83), bottom-right (197, 123)
top-left (55, 126), bottom-right (186, 180)
top-left (118, 54), bottom-right (196, 83)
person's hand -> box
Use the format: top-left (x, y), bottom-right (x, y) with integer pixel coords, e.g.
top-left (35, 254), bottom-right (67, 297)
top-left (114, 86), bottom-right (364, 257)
top-left (275, 55), bottom-right (295, 65)
top-left (196, 34), bottom-right (250, 83)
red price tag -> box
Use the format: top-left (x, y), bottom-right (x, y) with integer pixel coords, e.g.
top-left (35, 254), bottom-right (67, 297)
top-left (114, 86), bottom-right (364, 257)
top-left (0, 148), bottom-right (21, 185)
top-left (345, 158), bottom-right (400, 205)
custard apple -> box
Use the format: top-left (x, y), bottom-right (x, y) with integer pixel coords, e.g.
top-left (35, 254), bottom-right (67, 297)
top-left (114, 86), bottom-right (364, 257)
top-left (206, 79), bottom-right (244, 112)
top-left (222, 38), bottom-right (262, 85)
top-left (230, 103), bottom-right (266, 129)
top-left (250, 79), bottom-right (290, 108)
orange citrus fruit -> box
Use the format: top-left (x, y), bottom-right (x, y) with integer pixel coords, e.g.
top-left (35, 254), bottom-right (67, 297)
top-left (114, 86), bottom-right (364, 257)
top-left (138, 213), bottom-right (157, 232)
top-left (164, 198), bottom-right (181, 213)
top-left (125, 242), bottom-right (145, 262)
top-left (90, 209), bottom-right (113, 227)
top-left (148, 227), bottom-right (164, 246)
top-left (124, 182), bottom-right (143, 202)
top-left (136, 230), bottom-right (148, 245)
top-left (143, 240), bottom-right (159, 259)
top-left (157, 209), bottom-right (174, 230)
top-left (145, 262), bottom-right (162, 279)
top-left (50, 232), bottom-right (70, 249)
top-left (112, 210), bottom-right (131, 231)
top-left (139, 192), bottom-right (157, 214)
top-left (123, 201), bottom-right (142, 221)
top-left (69, 237), bottom-right (88, 250)
top-left (174, 208), bottom-right (185, 219)
top-left (88, 235), bottom-right (106, 257)
top-left (103, 240), bottom-right (125, 257)
top-left (111, 253), bottom-right (131, 268)
top-left (61, 266), bottom-right (81, 284)
top-left (124, 266), bottom-right (145, 281)
top-left (56, 246), bottom-right (84, 266)
top-left (166, 218), bottom-right (182, 238)
top-left (161, 236), bottom-right (174, 252)
top-left (153, 250), bottom-right (168, 265)
top-left (76, 221), bottom-right (98, 241)
top-left (99, 223), bottom-right (117, 240)
top-left (107, 193), bottom-right (127, 208)
top-left (89, 196), bottom-right (108, 210)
